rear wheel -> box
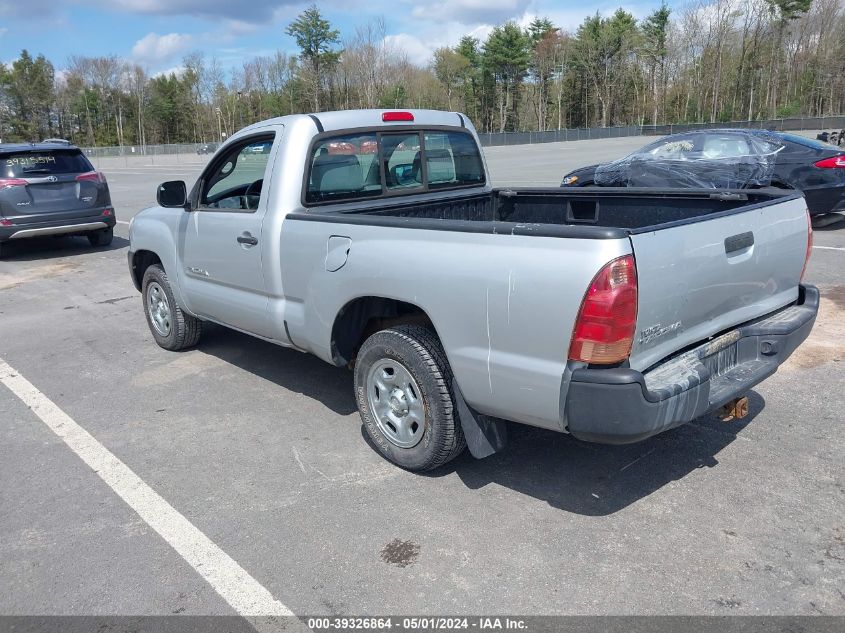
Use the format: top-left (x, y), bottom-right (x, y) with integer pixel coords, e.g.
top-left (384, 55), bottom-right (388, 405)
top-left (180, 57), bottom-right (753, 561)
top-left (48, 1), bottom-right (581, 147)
top-left (88, 226), bottom-right (113, 247)
top-left (354, 325), bottom-right (465, 471)
top-left (141, 264), bottom-right (202, 351)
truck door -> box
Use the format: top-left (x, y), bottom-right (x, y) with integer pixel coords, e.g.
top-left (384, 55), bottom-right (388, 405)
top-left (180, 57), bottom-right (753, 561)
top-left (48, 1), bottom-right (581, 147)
top-left (178, 131), bottom-right (279, 338)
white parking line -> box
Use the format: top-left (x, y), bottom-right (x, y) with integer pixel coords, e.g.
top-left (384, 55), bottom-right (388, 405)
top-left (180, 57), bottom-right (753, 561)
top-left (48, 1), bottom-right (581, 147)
top-left (813, 245), bottom-right (845, 251)
top-left (0, 357), bottom-right (294, 627)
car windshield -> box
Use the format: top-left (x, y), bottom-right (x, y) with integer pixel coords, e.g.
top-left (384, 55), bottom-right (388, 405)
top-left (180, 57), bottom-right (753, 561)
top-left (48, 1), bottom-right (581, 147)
top-left (2, 149), bottom-right (93, 177)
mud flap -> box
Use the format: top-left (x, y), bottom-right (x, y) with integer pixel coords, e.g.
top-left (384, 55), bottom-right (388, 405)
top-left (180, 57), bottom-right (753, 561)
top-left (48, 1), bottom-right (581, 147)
top-left (452, 384), bottom-right (508, 459)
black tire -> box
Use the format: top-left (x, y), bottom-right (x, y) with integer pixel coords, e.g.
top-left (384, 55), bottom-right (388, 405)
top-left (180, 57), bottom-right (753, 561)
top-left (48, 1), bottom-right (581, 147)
top-left (354, 325), bottom-right (466, 471)
top-left (88, 226), bottom-right (114, 247)
top-left (141, 264), bottom-right (202, 351)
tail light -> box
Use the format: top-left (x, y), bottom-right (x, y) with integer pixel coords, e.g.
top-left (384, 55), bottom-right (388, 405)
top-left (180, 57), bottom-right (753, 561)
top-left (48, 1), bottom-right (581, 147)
top-left (0, 218), bottom-right (12, 227)
top-left (569, 254), bottom-right (638, 364)
top-left (813, 155), bottom-right (845, 168)
top-left (76, 171), bottom-right (107, 184)
top-left (101, 208), bottom-right (113, 217)
top-left (0, 178), bottom-right (27, 189)
top-left (800, 210), bottom-right (813, 282)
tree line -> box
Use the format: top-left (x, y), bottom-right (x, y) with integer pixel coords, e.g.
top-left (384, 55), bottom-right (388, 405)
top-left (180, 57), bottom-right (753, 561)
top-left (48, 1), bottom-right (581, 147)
top-left (0, 0), bottom-right (843, 147)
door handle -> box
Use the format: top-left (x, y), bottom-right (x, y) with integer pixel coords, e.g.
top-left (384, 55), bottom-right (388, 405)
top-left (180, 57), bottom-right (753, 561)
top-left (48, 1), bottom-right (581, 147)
top-left (237, 233), bottom-right (258, 246)
top-left (724, 231), bottom-right (754, 254)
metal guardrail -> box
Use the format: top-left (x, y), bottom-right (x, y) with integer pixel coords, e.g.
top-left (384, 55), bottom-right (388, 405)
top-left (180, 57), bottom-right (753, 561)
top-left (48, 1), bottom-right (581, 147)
top-left (80, 116), bottom-right (845, 157)
top-left (479, 116), bottom-right (845, 147)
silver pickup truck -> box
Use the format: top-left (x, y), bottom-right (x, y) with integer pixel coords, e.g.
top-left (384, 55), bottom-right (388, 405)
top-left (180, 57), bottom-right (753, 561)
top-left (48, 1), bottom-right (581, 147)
top-left (128, 109), bottom-right (818, 471)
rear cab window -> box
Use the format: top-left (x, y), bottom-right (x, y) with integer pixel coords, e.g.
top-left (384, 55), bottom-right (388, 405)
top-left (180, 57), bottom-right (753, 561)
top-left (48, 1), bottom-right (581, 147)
top-left (3, 149), bottom-right (93, 177)
top-left (304, 128), bottom-right (485, 205)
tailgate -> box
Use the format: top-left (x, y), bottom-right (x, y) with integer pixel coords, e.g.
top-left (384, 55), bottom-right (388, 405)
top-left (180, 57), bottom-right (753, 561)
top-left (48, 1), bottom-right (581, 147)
top-left (628, 195), bottom-right (809, 371)
top-left (0, 148), bottom-right (105, 220)
top-left (6, 175), bottom-right (100, 215)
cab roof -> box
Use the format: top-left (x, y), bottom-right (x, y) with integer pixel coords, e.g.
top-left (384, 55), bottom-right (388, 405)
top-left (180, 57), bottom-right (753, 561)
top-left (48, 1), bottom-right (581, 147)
top-left (236, 109), bottom-right (469, 137)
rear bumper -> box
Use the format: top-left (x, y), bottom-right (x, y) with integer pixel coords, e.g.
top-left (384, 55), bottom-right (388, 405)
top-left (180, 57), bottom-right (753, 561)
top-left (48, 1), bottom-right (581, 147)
top-left (0, 211), bottom-right (116, 242)
top-left (804, 186), bottom-right (845, 216)
top-left (564, 285), bottom-right (819, 444)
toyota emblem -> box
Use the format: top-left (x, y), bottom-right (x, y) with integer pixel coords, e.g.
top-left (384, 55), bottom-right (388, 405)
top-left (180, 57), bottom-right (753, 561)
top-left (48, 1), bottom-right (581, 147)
top-left (46, 175), bottom-right (58, 182)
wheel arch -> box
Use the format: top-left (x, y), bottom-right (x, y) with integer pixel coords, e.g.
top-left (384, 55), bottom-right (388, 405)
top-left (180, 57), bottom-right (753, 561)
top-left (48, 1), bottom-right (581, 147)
top-left (330, 296), bottom-right (439, 367)
top-left (129, 249), bottom-right (163, 291)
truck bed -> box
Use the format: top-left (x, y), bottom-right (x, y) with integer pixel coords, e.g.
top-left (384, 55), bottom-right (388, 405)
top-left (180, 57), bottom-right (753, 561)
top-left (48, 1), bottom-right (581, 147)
top-left (315, 187), bottom-right (800, 234)
top-left (287, 184), bottom-right (809, 377)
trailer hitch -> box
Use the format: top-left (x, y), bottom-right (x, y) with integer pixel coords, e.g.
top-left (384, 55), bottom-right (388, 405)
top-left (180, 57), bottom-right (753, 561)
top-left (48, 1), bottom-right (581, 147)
top-left (719, 396), bottom-right (749, 422)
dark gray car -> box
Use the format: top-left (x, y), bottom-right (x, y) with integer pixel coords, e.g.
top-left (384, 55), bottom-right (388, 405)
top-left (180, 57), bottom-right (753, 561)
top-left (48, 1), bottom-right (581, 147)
top-left (0, 142), bottom-right (115, 257)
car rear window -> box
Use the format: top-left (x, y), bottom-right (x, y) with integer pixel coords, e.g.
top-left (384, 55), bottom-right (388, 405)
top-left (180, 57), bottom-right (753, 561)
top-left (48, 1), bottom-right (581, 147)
top-left (778, 133), bottom-right (837, 150)
top-left (2, 149), bottom-right (93, 178)
top-left (305, 129), bottom-right (485, 204)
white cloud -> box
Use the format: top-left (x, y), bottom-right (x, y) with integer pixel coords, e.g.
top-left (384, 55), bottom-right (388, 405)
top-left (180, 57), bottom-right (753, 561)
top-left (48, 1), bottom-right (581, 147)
top-left (0, 0), bottom-right (57, 18)
top-left (152, 65), bottom-right (187, 78)
top-left (222, 19), bottom-right (260, 38)
top-left (384, 20), bottom-right (494, 65)
top-left (383, 33), bottom-right (434, 66)
top-left (54, 68), bottom-right (70, 87)
top-left (93, 0), bottom-right (300, 22)
top-left (131, 32), bottom-right (194, 65)
top-left (411, 0), bottom-right (530, 25)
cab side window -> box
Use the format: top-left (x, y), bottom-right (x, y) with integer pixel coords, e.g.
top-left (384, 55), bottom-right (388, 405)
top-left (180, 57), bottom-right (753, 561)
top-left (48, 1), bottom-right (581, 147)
top-left (200, 137), bottom-right (274, 211)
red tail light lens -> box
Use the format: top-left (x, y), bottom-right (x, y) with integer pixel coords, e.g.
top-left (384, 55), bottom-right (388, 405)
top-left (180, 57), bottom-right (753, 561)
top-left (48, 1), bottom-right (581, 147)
top-left (382, 111), bottom-right (414, 122)
top-left (801, 210), bottom-right (813, 282)
top-left (813, 155), bottom-right (845, 168)
top-left (0, 178), bottom-right (27, 189)
top-left (101, 208), bottom-right (113, 217)
top-left (569, 254), bottom-right (638, 364)
top-left (0, 218), bottom-right (12, 227)
top-left (76, 171), bottom-right (107, 184)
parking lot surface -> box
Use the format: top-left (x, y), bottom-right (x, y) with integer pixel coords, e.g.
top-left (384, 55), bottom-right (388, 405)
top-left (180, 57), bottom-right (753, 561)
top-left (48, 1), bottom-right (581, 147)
top-left (1, 137), bottom-right (843, 618)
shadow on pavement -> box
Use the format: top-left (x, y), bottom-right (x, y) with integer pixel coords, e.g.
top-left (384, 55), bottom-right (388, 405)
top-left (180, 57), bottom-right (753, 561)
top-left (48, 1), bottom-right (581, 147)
top-left (197, 323), bottom-right (357, 416)
top-left (0, 235), bottom-right (129, 261)
top-left (811, 213), bottom-right (845, 230)
top-left (198, 321), bottom-right (762, 516)
top-left (427, 391), bottom-right (764, 516)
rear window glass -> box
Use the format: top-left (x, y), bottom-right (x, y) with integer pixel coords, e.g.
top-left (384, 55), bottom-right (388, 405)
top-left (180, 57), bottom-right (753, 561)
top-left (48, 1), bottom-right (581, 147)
top-left (306, 133), bottom-right (382, 204)
top-left (424, 131), bottom-right (485, 189)
top-left (383, 133), bottom-right (424, 192)
top-left (2, 149), bottom-right (93, 177)
top-left (778, 133), bottom-right (838, 150)
top-left (305, 129), bottom-right (485, 204)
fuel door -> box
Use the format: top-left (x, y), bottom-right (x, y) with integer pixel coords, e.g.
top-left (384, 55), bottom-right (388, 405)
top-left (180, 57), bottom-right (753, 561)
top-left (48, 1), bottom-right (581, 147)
top-left (325, 235), bottom-right (352, 272)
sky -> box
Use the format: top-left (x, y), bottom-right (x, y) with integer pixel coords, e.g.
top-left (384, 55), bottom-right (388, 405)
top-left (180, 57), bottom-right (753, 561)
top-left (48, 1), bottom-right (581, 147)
top-left (0, 0), bottom-right (676, 75)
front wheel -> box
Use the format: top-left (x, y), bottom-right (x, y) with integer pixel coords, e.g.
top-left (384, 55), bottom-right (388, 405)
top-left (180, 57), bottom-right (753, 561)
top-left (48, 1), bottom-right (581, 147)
top-left (141, 264), bottom-right (202, 351)
top-left (354, 325), bottom-right (466, 471)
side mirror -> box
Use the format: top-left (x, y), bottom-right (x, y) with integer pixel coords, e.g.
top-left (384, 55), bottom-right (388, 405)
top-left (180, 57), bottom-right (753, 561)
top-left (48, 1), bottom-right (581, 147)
top-left (157, 180), bottom-right (188, 208)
